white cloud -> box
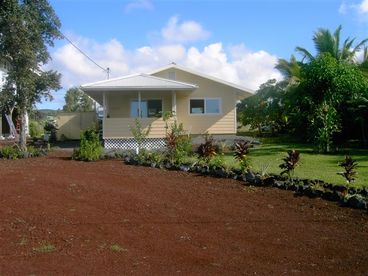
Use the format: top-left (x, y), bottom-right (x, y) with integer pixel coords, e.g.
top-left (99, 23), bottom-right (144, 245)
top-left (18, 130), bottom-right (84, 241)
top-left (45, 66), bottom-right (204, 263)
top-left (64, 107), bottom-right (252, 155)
top-left (45, 29), bottom-right (282, 108)
top-left (161, 16), bottom-right (210, 43)
top-left (124, 0), bottom-right (154, 13)
top-left (338, 0), bottom-right (368, 19)
top-left (358, 0), bottom-right (368, 13)
top-left (339, 2), bottom-right (348, 14)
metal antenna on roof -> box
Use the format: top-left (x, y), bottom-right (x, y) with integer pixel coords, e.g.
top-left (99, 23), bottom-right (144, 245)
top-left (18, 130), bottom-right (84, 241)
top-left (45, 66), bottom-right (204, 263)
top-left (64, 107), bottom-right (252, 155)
top-left (107, 67), bottom-right (110, 79)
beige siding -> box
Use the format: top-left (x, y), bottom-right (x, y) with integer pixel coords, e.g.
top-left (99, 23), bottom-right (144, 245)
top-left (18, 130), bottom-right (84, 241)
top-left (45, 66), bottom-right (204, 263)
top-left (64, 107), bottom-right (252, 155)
top-left (102, 68), bottom-right (246, 138)
top-left (56, 112), bottom-right (97, 140)
top-left (153, 68), bottom-right (238, 134)
top-left (103, 117), bottom-right (172, 138)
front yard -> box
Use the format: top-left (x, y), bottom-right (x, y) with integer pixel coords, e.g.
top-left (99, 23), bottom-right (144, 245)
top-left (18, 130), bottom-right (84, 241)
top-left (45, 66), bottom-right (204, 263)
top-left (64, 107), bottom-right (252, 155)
top-left (0, 151), bottom-right (367, 274)
top-left (228, 139), bottom-right (368, 187)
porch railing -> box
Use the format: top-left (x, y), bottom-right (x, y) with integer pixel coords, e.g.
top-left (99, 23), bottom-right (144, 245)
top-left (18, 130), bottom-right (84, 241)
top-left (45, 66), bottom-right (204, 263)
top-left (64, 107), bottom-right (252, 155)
top-left (103, 117), bottom-right (173, 138)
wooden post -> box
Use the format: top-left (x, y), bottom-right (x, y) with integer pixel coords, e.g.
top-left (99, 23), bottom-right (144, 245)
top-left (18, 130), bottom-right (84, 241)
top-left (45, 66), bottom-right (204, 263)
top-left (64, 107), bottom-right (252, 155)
top-left (138, 91), bottom-right (141, 118)
top-left (103, 92), bottom-right (107, 118)
top-left (172, 91), bottom-right (176, 116)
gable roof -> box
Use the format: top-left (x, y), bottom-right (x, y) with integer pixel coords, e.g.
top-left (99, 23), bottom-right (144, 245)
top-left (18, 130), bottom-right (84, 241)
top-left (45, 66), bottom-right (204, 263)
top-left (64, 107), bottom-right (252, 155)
top-left (149, 63), bottom-right (254, 97)
top-left (81, 73), bottom-right (198, 91)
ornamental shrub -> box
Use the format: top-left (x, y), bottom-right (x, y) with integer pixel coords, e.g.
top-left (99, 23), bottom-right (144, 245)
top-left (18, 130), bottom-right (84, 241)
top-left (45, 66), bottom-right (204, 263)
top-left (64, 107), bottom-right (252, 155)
top-left (233, 141), bottom-right (252, 171)
top-left (73, 128), bottom-right (103, 161)
top-left (165, 120), bottom-right (192, 164)
top-left (0, 145), bottom-right (20, 159)
top-left (279, 149), bottom-right (300, 180)
top-left (197, 133), bottom-right (217, 162)
top-left (129, 118), bottom-right (151, 154)
top-left (337, 155), bottom-right (358, 183)
top-left (29, 120), bottom-right (44, 138)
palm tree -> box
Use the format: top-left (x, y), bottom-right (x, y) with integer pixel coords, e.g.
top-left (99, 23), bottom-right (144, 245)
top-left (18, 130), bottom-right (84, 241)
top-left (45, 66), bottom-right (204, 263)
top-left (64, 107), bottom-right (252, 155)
top-left (275, 55), bottom-right (302, 83)
top-left (296, 25), bottom-right (368, 63)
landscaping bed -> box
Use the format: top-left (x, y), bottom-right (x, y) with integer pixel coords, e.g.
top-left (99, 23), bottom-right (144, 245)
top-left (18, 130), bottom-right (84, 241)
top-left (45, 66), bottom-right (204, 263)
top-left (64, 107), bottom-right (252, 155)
top-left (0, 150), bottom-right (367, 274)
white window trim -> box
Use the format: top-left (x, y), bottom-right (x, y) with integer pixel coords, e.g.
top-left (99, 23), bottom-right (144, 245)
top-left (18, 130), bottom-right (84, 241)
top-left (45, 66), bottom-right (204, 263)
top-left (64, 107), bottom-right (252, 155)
top-left (188, 97), bottom-right (222, 116)
top-left (130, 98), bottom-right (163, 118)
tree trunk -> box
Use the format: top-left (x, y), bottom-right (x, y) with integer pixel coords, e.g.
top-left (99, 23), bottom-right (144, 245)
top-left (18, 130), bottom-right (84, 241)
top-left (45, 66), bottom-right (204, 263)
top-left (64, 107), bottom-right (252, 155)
top-left (18, 108), bottom-right (27, 151)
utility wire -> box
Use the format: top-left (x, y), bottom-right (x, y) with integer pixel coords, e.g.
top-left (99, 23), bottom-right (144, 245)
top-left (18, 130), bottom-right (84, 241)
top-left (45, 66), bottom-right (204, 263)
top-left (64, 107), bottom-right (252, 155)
top-left (61, 32), bottom-right (110, 78)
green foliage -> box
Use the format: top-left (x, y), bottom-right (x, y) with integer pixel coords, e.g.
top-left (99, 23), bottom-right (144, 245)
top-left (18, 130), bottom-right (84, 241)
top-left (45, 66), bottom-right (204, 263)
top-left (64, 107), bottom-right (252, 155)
top-left (279, 150), bottom-right (301, 178)
top-left (73, 128), bottom-right (103, 161)
top-left (0, 145), bottom-right (20, 159)
top-left (310, 101), bottom-right (340, 153)
top-left (165, 120), bottom-right (192, 164)
top-left (338, 155), bottom-right (358, 183)
top-left (129, 118), bottom-right (151, 153)
top-left (241, 26), bottom-right (368, 145)
top-left (197, 133), bottom-right (217, 162)
top-left (238, 79), bottom-right (289, 135)
top-left (275, 55), bottom-right (302, 82)
top-left (233, 141), bottom-right (252, 171)
top-left (0, 0), bottom-right (62, 150)
top-left (29, 120), bottom-right (44, 138)
top-left (0, 144), bottom-right (46, 159)
top-left (295, 25), bottom-right (368, 62)
top-left (209, 154), bottom-right (225, 170)
top-left (63, 87), bottom-right (94, 112)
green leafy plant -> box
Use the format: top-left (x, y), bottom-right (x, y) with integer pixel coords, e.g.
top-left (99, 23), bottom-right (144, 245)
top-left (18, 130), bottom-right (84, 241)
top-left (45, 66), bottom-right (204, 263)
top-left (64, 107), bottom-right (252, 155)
top-left (165, 121), bottom-right (192, 164)
top-left (129, 118), bottom-right (151, 154)
top-left (279, 150), bottom-right (300, 180)
top-left (233, 141), bottom-right (252, 171)
top-left (72, 128), bottom-right (103, 161)
top-left (29, 120), bottom-right (44, 138)
top-left (257, 162), bottom-right (271, 178)
top-left (209, 154), bottom-right (225, 170)
top-left (311, 101), bottom-right (340, 153)
top-left (337, 155), bottom-right (358, 183)
top-left (26, 145), bottom-right (44, 157)
top-left (197, 133), bottom-right (217, 162)
top-left (0, 145), bottom-right (20, 159)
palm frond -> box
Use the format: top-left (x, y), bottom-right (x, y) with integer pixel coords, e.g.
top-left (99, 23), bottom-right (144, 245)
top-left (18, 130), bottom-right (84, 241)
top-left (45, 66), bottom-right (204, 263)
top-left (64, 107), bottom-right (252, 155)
top-left (295, 47), bottom-right (314, 62)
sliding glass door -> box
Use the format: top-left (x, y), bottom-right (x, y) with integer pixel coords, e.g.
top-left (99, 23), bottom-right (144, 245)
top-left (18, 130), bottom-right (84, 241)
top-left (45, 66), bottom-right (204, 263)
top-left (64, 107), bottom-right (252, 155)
top-left (130, 100), bottom-right (162, 118)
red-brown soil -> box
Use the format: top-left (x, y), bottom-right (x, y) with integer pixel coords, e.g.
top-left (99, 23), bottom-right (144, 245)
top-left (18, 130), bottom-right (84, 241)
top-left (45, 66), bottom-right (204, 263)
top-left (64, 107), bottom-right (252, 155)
top-left (0, 151), bottom-right (367, 275)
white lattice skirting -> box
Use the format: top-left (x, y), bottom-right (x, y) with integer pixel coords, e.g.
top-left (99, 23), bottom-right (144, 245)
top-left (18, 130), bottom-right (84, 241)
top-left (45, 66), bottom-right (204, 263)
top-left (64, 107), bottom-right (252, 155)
top-left (104, 138), bottom-right (166, 150)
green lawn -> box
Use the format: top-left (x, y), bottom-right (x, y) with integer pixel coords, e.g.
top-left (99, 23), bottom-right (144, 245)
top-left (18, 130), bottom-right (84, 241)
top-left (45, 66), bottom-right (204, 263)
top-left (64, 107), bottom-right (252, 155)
top-left (224, 139), bottom-right (368, 188)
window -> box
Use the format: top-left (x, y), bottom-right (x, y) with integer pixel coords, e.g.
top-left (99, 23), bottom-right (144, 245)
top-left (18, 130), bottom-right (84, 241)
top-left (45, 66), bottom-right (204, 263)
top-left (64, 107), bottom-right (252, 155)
top-left (190, 99), bottom-right (204, 114)
top-left (189, 98), bottom-right (221, 114)
top-left (147, 100), bottom-right (162, 117)
top-left (130, 99), bottom-right (162, 118)
top-left (168, 71), bottom-right (176, 80)
top-left (205, 99), bottom-right (220, 113)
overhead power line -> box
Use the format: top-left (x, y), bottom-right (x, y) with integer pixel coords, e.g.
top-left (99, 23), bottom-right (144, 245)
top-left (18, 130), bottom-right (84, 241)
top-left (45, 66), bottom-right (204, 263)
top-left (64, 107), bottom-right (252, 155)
top-left (61, 32), bottom-right (110, 79)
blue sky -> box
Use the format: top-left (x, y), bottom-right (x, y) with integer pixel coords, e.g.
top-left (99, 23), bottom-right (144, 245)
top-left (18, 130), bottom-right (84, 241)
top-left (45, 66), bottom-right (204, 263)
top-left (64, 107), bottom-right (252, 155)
top-left (39, 0), bottom-right (368, 109)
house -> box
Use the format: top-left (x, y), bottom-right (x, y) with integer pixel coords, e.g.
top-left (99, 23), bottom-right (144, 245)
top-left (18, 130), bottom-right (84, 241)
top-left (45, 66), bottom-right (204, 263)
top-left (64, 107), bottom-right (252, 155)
top-left (81, 63), bottom-right (253, 149)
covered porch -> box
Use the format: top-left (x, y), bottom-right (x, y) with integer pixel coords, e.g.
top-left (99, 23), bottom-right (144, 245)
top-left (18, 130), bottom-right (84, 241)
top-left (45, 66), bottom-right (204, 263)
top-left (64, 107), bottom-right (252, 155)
top-left (81, 73), bottom-right (197, 149)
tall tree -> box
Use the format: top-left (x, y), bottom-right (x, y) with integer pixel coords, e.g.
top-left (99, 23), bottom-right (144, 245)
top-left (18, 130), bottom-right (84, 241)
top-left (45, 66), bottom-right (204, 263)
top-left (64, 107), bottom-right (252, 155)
top-left (275, 55), bottom-right (302, 83)
top-left (63, 87), bottom-right (94, 112)
top-left (238, 79), bottom-right (289, 135)
top-left (296, 25), bottom-right (368, 63)
top-left (0, 0), bottom-right (61, 150)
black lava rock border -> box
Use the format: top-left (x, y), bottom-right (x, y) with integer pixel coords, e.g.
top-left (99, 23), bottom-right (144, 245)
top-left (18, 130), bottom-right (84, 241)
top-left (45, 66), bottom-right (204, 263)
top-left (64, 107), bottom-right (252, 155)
top-left (123, 157), bottom-right (368, 211)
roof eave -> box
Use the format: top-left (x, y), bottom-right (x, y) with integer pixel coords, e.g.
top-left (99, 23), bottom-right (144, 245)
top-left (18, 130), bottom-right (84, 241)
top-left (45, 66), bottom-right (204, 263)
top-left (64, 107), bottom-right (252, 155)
top-left (81, 86), bottom-right (197, 91)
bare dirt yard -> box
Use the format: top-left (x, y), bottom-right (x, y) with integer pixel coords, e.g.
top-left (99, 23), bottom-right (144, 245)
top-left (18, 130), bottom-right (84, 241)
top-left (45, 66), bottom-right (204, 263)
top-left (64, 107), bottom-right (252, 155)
top-left (0, 150), bottom-right (367, 275)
